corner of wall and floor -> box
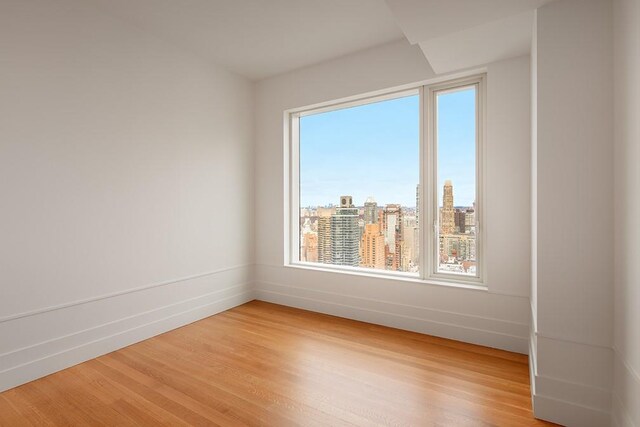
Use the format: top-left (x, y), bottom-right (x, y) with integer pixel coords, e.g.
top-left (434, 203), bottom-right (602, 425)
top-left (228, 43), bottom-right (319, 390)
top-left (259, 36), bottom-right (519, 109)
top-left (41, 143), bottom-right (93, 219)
top-left (0, 0), bottom-right (256, 393)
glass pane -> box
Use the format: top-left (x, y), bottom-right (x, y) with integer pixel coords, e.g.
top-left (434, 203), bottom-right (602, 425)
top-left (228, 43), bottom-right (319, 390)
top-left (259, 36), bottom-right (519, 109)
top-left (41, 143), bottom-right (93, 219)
top-left (299, 94), bottom-right (420, 274)
top-left (436, 86), bottom-right (477, 276)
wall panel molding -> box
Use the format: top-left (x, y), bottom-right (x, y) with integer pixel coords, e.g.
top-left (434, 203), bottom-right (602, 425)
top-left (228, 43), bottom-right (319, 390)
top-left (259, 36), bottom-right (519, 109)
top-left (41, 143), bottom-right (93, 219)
top-left (255, 269), bottom-right (530, 354)
top-left (611, 348), bottom-right (640, 427)
top-left (529, 330), bottom-right (615, 426)
top-left (0, 265), bottom-right (254, 392)
top-left (0, 264), bottom-right (251, 324)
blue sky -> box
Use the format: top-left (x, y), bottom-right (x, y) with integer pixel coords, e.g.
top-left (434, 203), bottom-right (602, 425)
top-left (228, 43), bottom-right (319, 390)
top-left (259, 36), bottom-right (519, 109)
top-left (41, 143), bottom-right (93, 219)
top-left (436, 88), bottom-right (476, 208)
top-left (299, 88), bottom-right (476, 208)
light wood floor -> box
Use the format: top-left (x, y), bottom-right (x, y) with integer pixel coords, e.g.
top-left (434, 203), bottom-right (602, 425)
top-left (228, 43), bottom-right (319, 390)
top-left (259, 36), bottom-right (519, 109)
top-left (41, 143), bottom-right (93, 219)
top-left (0, 301), bottom-right (556, 426)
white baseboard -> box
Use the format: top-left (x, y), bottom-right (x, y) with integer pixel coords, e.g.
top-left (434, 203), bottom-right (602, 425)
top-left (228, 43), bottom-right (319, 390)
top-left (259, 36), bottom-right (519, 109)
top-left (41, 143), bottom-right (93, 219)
top-left (529, 331), bottom-right (614, 426)
top-left (0, 265), bottom-right (254, 392)
top-left (256, 280), bottom-right (529, 354)
top-left (611, 349), bottom-right (640, 427)
top-left (532, 393), bottom-right (611, 427)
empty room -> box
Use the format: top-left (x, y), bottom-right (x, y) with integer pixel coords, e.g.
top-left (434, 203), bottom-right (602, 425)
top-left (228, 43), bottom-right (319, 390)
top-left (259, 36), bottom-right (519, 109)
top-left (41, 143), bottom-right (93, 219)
top-left (1, 0), bottom-right (638, 426)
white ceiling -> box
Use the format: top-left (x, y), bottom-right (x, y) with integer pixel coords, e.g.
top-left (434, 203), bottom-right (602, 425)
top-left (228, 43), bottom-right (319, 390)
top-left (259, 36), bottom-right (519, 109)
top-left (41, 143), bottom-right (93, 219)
top-left (91, 0), bottom-right (405, 81)
top-left (419, 11), bottom-right (535, 74)
top-left (91, 0), bottom-right (557, 81)
top-left (386, 0), bottom-right (557, 74)
top-left (385, 0), bottom-right (554, 44)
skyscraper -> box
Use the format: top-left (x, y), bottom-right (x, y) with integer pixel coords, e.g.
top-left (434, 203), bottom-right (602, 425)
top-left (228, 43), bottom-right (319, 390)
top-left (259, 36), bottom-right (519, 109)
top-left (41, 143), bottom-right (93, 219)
top-left (382, 204), bottom-right (403, 270)
top-left (330, 196), bottom-right (360, 266)
top-left (317, 211), bottom-right (332, 264)
top-left (360, 223), bottom-right (385, 269)
top-left (440, 180), bottom-right (455, 235)
top-left (403, 215), bottom-right (418, 270)
top-left (303, 232), bottom-right (318, 263)
top-left (364, 197), bottom-right (377, 224)
top-left (465, 208), bottom-right (475, 234)
top-left (455, 208), bottom-right (466, 233)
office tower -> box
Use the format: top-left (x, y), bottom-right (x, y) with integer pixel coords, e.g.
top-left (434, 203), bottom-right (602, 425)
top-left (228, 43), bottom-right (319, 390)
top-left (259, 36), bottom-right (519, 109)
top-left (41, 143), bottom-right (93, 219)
top-left (382, 204), bottom-right (403, 270)
top-left (330, 196), bottom-right (360, 266)
top-left (403, 215), bottom-right (417, 270)
top-left (303, 232), bottom-right (318, 263)
top-left (394, 223), bottom-right (403, 271)
top-left (455, 208), bottom-right (466, 234)
top-left (440, 180), bottom-right (455, 235)
top-left (300, 218), bottom-right (312, 261)
top-left (382, 204), bottom-right (401, 249)
top-left (359, 223), bottom-right (385, 269)
top-left (317, 210), bottom-right (332, 264)
top-left (465, 208), bottom-right (475, 234)
top-left (364, 197), bottom-right (377, 224)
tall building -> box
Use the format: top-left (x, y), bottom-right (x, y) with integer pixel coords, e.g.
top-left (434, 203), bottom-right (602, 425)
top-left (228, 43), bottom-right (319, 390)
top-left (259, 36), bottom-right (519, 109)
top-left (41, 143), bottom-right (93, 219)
top-left (317, 211), bottom-right (332, 264)
top-left (364, 197), bottom-right (377, 224)
top-left (359, 223), bottom-right (385, 269)
top-left (403, 215), bottom-right (418, 270)
top-left (300, 218), bottom-right (312, 261)
top-left (330, 196), bottom-right (360, 266)
top-left (440, 180), bottom-right (455, 235)
top-left (382, 204), bottom-right (403, 270)
top-left (302, 232), bottom-right (318, 263)
top-left (382, 204), bottom-right (401, 249)
top-left (455, 208), bottom-right (466, 234)
top-left (465, 208), bottom-right (475, 234)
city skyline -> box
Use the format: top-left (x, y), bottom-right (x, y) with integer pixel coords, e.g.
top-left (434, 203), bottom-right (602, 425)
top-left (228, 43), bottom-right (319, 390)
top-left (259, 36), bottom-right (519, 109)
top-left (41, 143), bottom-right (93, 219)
top-left (299, 180), bottom-right (476, 276)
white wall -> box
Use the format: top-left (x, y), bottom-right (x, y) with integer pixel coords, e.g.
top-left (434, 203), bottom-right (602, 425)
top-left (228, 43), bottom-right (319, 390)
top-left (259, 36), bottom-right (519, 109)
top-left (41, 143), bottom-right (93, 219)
top-left (0, 0), bottom-right (254, 391)
top-left (530, 0), bottom-right (614, 425)
top-left (254, 39), bottom-right (533, 354)
top-left (530, 9), bottom-right (539, 344)
top-left (612, 0), bottom-right (640, 425)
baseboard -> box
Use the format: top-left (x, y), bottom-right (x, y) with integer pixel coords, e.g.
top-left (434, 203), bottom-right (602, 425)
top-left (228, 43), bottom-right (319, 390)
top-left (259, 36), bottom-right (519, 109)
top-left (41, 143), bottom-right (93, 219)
top-left (256, 280), bottom-right (529, 354)
top-left (611, 349), bottom-right (640, 427)
top-left (532, 393), bottom-right (611, 427)
top-left (0, 265), bottom-right (254, 392)
top-left (529, 331), bottom-right (615, 426)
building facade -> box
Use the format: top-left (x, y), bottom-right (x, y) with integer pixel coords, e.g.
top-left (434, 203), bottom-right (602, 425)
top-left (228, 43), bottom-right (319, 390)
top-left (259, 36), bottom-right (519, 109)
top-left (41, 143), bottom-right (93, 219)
top-left (330, 196), bottom-right (360, 266)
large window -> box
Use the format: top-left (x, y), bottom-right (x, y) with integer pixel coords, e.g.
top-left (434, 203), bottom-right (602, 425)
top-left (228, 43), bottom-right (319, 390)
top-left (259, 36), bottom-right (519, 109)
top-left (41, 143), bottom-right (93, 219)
top-left (287, 75), bottom-right (484, 285)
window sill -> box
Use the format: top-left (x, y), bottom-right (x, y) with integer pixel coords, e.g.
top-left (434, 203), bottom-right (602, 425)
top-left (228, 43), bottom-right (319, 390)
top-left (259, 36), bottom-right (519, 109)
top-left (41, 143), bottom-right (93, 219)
top-left (284, 262), bottom-right (487, 292)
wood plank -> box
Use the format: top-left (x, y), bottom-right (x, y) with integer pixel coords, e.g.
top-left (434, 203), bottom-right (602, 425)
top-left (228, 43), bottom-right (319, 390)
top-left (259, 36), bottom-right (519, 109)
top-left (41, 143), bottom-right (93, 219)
top-left (0, 300), bottom-right (558, 426)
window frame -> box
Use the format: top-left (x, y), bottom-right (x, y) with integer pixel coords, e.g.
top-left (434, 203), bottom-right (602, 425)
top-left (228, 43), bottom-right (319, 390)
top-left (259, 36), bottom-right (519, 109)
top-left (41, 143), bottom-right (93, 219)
top-left (284, 74), bottom-right (486, 288)
top-left (426, 75), bottom-right (485, 285)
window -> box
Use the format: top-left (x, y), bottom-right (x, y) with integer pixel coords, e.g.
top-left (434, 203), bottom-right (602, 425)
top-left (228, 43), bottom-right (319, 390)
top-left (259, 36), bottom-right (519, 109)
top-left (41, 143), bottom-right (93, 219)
top-left (431, 83), bottom-right (480, 279)
top-left (287, 75), bottom-right (484, 285)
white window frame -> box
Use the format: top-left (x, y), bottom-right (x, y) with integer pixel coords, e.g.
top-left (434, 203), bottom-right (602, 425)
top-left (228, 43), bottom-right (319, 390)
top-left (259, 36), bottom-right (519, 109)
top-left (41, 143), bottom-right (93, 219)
top-left (284, 74), bottom-right (486, 288)
top-left (425, 75), bottom-right (485, 285)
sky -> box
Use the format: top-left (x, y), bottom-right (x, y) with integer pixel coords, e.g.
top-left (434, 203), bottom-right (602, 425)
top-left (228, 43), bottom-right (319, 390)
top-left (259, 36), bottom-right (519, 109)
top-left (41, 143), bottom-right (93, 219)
top-left (299, 88), bottom-right (476, 208)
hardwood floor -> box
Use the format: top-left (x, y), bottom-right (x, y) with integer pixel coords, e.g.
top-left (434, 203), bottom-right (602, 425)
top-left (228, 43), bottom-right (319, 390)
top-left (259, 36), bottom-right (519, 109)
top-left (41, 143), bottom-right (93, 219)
top-left (0, 301), bottom-right (556, 426)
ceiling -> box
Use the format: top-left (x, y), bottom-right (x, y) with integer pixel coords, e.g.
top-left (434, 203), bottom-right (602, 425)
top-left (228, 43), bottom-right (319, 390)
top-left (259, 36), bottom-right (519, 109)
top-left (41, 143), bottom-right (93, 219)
top-left (90, 0), bottom-right (405, 81)
top-left (91, 0), bottom-right (557, 81)
top-left (386, 0), bottom-right (557, 74)
top-left (418, 10), bottom-right (536, 74)
top-left (385, 0), bottom-right (554, 44)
